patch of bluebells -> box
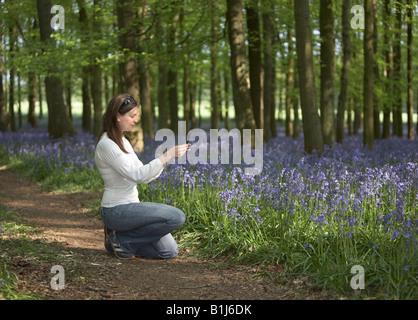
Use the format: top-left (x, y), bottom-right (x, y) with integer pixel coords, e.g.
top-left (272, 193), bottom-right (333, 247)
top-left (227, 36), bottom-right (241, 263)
top-left (1, 129), bottom-right (417, 244)
top-left (0, 129), bottom-right (96, 175)
top-left (142, 133), bottom-right (418, 244)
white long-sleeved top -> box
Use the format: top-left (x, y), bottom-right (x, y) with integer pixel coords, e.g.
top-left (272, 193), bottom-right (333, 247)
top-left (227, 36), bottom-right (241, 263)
top-left (94, 132), bottom-right (164, 207)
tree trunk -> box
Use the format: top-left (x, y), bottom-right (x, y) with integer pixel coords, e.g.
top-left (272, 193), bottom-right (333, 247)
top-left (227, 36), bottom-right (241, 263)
top-left (285, 25), bottom-right (294, 137)
top-left (65, 73), bottom-right (72, 121)
top-left (319, 0), bottom-right (335, 147)
top-left (224, 71), bottom-right (230, 131)
top-left (372, 0), bottom-right (380, 139)
top-left (9, 26), bottom-right (16, 132)
top-left (226, 0), bottom-right (256, 135)
top-left (363, 0), bottom-right (374, 149)
top-left (245, 1), bottom-right (263, 130)
top-left (155, 10), bottom-right (168, 130)
top-left (210, 0), bottom-right (219, 129)
top-left (137, 1), bottom-right (154, 138)
top-left (28, 71), bottom-right (37, 128)
top-left (117, 0), bottom-right (143, 151)
top-left (263, 10), bottom-right (273, 141)
top-left (167, 3), bottom-right (180, 134)
top-left (37, 0), bottom-right (75, 138)
top-left (336, 0), bottom-right (351, 144)
top-left (0, 29), bottom-right (7, 131)
top-left (91, 0), bottom-right (102, 137)
top-left (382, 0), bottom-right (392, 139)
top-left (37, 74), bottom-right (43, 119)
top-left (406, 2), bottom-right (414, 140)
top-left (392, 0), bottom-right (402, 137)
top-left (294, 0), bottom-right (324, 154)
top-left (77, 0), bottom-right (92, 133)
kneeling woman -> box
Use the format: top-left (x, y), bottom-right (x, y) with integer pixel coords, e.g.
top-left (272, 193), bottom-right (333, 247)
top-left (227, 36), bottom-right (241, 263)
top-left (94, 93), bottom-right (189, 259)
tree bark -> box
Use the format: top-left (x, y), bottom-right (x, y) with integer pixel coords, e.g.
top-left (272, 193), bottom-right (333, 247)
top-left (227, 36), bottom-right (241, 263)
top-left (319, 0), bottom-right (335, 147)
top-left (226, 0), bottom-right (256, 135)
top-left (392, 0), bottom-right (402, 137)
top-left (167, 4), bottom-right (180, 134)
top-left (77, 0), bottom-right (92, 133)
top-left (37, 0), bottom-right (75, 138)
top-left (382, 0), bottom-right (392, 139)
top-left (210, 0), bottom-right (219, 129)
top-left (294, 0), bottom-right (324, 154)
top-left (0, 32), bottom-right (7, 131)
top-left (245, 1), bottom-right (263, 129)
top-left (28, 71), bottom-right (37, 128)
top-left (285, 25), bottom-right (294, 137)
top-left (336, 0), bottom-right (351, 144)
top-left (406, 2), bottom-right (414, 140)
top-left (263, 10), bottom-right (273, 141)
top-left (117, 0), bottom-right (143, 151)
top-left (363, 0), bottom-right (374, 149)
top-left (137, 1), bottom-right (154, 138)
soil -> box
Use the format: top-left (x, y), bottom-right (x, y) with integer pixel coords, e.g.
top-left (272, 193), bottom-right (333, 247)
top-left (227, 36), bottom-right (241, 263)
top-left (0, 165), bottom-right (336, 301)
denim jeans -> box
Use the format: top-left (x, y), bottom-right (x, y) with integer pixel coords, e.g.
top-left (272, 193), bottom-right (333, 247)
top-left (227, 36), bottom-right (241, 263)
top-left (101, 202), bottom-right (185, 259)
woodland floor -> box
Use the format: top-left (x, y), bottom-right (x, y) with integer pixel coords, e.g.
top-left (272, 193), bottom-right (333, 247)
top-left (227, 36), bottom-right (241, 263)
top-left (0, 166), bottom-right (338, 301)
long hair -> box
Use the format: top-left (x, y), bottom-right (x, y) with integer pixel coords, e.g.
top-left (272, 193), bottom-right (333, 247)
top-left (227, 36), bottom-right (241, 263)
top-left (96, 93), bottom-right (138, 154)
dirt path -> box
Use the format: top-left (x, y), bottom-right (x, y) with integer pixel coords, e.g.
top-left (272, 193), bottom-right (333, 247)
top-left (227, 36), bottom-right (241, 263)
top-left (0, 166), bottom-right (333, 300)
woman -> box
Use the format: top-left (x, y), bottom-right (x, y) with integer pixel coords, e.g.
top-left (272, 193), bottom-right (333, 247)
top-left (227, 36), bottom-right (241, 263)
top-left (94, 93), bottom-right (189, 259)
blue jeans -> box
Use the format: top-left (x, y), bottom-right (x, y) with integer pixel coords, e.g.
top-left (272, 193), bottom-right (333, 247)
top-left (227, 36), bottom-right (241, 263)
top-left (101, 202), bottom-right (185, 259)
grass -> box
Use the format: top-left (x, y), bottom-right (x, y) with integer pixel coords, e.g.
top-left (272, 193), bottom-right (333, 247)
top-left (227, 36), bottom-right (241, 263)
top-left (0, 206), bottom-right (61, 300)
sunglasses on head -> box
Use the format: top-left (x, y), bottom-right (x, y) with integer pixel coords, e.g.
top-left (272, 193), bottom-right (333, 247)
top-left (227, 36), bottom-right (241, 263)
top-left (121, 97), bottom-right (133, 108)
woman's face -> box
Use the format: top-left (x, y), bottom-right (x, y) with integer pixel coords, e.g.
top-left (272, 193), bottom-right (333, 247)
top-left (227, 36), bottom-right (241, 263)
top-left (117, 107), bottom-right (139, 132)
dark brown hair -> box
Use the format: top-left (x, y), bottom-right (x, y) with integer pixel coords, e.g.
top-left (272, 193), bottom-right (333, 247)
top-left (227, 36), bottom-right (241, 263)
top-left (96, 93), bottom-right (138, 154)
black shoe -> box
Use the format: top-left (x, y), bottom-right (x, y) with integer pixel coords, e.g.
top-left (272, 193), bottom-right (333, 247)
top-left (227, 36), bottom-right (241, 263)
top-left (104, 227), bottom-right (133, 259)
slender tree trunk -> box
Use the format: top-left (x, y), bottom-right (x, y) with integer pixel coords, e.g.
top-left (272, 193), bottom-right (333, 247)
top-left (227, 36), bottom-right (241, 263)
top-left (9, 27), bottom-right (16, 132)
top-left (263, 11), bottom-right (273, 141)
top-left (91, 0), bottom-right (102, 136)
top-left (155, 9), bottom-right (168, 130)
top-left (65, 73), bottom-right (72, 121)
top-left (138, 1), bottom-right (154, 138)
top-left (406, 2), bottom-right (414, 140)
top-left (117, 0), bottom-right (143, 151)
top-left (392, 0), bottom-right (402, 137)
top-left (27, 20), bottom-right (37, 128)
top-left (77, 0), bottom-right (92, 133)
top-left (363, 0), bottom-right (374, 149)
top-left (28, 71), bottom-right (37, 128)
top-left (224, 71), bottom-right (230, 131)
top-left (382, 0), bottom-right (392, 139)
top-left (167, 3), bottom-right (180, 134)
top-left (246, 1), bottom-right (263, 130)
top-left (189, 80), bottom-right (197, 129)
top-left (319, 0), bottom-right (335, 147)
top-left (37, 74), bottom-right (43, 119)
top-left (227, 0), bottom-right (256, 135)
top-left (285, 25), bottom-right (294, 137)
top-left (270, 19), bottom-right (278, 138)
top-left (0, 32), bottom-right (7, 131)
top-left (294, 0), bottom-right (324, 154)
top-left (336, 0), bottom-right (351, 144)
top-left (292, 70), bottom-right (300, 138)
top-left (210, 0), bottom-right (219, 129)
top-left (372, 0), bottom-right (381, 139)
top-left (17, 72), bottom-right (22, 129)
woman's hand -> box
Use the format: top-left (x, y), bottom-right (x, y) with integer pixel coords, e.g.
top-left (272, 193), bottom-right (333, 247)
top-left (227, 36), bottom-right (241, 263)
top-left (159, 144), bottom-right (190, 167)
